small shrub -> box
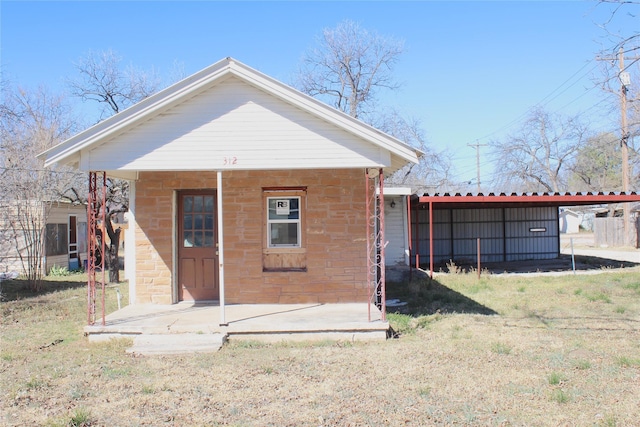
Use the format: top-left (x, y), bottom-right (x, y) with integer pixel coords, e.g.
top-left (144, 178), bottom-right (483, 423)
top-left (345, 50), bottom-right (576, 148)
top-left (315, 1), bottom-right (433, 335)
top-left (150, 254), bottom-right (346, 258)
top-left (491, 342), bottom-right (512, 355)
top-left (614, 306), bottom-right (626, 314)
top-left (574, 360), bottom-right (591, 370)
top-left (585, 292), bottom-right (612, 304)
top-left (446, 260), bottom-right (463, 274)
top-left (69, 407), bottom-right (93, 427)
top-left (548, 371), bottom-right (566, 385)
top-left (622, 282), bottom-right (640, 293)
top-left (417, 386), bottom-right (431, 397)
top-left (615, 356), bottom-right (640, 367)
top-left (48, 265), bottom-right (71, 277)
top-left (25, 376), bottom-right (46, 390)
top-left (387, 313), bottom-right (414, 335)
top-left (468, 281), bottom-right (493, 294)
top-left (229, 340), bottom-right (269, 349)
top-left (100, 365), bottom-right (130, 379)
top-left (517, 286), bottom-right (526, 293)
top-left (141, 385), bottom-right (155, 394)
top-left (550, 388), bottom-right (570, 403)
top-left (600, 414), bottom-right (618, 427)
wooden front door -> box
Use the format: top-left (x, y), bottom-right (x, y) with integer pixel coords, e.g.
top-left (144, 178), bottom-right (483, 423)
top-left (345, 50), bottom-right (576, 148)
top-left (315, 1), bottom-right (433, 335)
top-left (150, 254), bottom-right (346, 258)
top-left (178, 191), bottom-right (219, 301)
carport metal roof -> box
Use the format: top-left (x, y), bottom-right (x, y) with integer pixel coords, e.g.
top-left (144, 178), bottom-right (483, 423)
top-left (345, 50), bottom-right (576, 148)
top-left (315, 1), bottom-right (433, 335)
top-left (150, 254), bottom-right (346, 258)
top-left (412, 191), bottom-right (640, 209)
top-left (409, 191), bottom-right (640, 278)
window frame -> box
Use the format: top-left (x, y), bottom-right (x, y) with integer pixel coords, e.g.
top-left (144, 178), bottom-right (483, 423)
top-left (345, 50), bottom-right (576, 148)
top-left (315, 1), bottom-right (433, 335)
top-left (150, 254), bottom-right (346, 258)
top-left (266, 196), bottom-right (302, 248)
top-left (262, 187), bottom-right (307, 272)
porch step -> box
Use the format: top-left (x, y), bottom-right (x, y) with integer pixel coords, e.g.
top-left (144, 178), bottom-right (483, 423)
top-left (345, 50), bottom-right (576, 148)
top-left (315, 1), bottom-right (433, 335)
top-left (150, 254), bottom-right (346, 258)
top-left (126, 333), bottom-right (227, 355)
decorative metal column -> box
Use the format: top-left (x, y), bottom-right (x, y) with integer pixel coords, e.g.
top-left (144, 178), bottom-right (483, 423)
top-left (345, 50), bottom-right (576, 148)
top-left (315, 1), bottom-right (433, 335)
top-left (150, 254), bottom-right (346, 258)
top-left (87, 172), bottom-right (107, 325)
top-left (366, 168), bottom-right (386, 322)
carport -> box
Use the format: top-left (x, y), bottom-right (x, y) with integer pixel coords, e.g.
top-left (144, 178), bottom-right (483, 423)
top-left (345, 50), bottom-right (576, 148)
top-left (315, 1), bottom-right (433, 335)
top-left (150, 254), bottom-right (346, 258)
top-left (410, 192), bottom-right (640, 277)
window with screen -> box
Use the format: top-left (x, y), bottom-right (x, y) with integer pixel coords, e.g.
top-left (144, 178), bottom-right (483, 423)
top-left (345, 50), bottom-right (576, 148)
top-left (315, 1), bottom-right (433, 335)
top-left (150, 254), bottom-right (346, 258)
top-left (262, 188), bottom-right (307, 271)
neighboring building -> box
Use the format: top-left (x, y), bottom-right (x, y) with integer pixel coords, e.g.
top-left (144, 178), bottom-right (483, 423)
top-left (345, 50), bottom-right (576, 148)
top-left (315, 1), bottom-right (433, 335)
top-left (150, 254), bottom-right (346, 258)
top-left (39, 58), bottom-right (420, 309)
top-left (1, 201), bottom-right (88, 275)
top-left (559, 209), bottom-right (582, 234)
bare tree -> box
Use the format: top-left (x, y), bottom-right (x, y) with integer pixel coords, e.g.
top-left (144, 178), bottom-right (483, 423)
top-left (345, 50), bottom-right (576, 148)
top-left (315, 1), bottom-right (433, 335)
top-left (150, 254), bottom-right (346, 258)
top-left (69, 49), bottom-right (160, 119)
top-left (68, 49), bottom-right (161, 283)
top-left (295, 20), bottom-right (404, 120)
top-left (595, 1), bottom-right (640, 143)
top-left (596, 1), bottom-right (639, 54)
top-left (569, 132), bottom-right (622, 191)
top-left (0, 84), bottom-right (82, 290)
top-left (490, 108), bottom-right (590, 193)
top-left (373, 109), bottom-right (453, 193)
top-left (296, 21), bottom-right (453, 192)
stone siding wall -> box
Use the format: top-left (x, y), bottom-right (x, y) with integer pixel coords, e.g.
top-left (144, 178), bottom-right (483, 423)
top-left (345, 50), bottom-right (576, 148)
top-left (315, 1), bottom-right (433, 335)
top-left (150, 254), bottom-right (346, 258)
top-left (134, 169), bottom-right (368, 304)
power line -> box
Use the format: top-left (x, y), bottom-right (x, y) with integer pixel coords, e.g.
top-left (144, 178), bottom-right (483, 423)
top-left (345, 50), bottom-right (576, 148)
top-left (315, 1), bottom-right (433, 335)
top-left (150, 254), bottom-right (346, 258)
top-left (468, 60), bottom-right (600, 143)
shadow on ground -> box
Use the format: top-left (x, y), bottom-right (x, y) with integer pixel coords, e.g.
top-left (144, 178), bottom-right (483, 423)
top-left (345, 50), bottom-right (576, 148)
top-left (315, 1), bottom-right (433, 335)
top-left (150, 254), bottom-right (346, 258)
top-left (420, 254), bottom-right (638, 275)
top-left (0, 277), bottom-right (86, 302)
top-left (386, 274), bottom-right (497, 317)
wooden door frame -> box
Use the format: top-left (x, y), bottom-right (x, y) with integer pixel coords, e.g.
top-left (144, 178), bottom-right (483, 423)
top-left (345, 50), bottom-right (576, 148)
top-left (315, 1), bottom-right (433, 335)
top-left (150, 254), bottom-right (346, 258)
top-left (175, 189), bottom-right (219, 302)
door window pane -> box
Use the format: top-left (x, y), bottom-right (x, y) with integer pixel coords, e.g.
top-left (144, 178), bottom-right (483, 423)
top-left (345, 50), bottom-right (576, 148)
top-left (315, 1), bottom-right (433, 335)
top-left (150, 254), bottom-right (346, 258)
top-left (184, 196), bottom-right (193, 213)
top-left (194, 196), bottom-right (203, 213)
top-left (204, 196), bottom-right (214, 212)
top-left (184, 231), bottom-right (194, 248)
top-left (194, 214), bottom-right (203, 230)
top-left (183, 214), bottom-right (193, 230)
top-left (182, 194), bottom-right (215, 248)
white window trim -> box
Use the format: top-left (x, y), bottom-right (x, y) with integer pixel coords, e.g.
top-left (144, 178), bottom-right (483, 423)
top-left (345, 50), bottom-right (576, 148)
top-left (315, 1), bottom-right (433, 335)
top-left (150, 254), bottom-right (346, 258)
top-left (267, 196), bottom-right (301, 248)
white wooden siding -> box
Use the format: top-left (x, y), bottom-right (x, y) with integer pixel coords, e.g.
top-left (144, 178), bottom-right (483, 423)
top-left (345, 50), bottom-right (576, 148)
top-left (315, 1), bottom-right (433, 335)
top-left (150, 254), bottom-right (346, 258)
top-left (0, 203), bottom-right (88, 275)
top-left (85, 78), bottom-right (389, 171)
top-left (384, 197), bottom-right (408, 265)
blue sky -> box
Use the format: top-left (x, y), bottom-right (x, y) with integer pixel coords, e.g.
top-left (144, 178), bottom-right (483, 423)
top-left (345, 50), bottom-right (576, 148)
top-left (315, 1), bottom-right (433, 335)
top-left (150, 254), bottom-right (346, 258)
top-left (1, 1), bottom-right (634, 186)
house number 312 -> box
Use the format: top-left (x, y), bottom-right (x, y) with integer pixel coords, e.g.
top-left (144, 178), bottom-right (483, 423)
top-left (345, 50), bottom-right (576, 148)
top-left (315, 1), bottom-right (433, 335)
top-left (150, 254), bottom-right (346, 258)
top-left (223, 156), bottom-right (238, 165)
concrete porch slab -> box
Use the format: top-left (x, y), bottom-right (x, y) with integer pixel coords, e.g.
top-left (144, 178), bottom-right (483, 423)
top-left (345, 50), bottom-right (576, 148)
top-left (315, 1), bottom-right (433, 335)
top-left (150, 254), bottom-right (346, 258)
top-left (85, 303), bottom-right (389, 349)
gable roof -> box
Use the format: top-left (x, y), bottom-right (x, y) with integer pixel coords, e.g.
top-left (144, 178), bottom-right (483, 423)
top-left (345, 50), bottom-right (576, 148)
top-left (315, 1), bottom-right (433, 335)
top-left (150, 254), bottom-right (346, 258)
top-left (39, 57), bottom-right (420, 175)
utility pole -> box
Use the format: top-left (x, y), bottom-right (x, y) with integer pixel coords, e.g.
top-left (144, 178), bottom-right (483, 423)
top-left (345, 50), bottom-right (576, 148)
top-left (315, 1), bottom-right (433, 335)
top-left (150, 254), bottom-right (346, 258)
top-left (597, 48), bottom-right (639, 246)
top-left (468, 141), bottom-right (487, 193)
top-left (619, 48), bottom-right (631, 245)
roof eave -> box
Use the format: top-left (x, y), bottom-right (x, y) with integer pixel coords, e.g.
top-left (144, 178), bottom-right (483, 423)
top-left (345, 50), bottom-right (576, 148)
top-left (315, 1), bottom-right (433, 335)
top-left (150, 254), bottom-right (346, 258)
top-left (40, 57), bottom-right (421, 169)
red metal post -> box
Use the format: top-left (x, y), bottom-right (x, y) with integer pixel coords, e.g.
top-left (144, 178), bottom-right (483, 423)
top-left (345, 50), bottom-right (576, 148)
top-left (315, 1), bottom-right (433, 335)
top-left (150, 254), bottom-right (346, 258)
top-left (477, 237), bottom-right (481, 279)
top-left (100, 172), bottom-right (107, 326)
top-left (87, 171), bottom-right (107, 326)
top-left (407, 195), bottom-right (412, 280)
top-left (365, 168), bottom-right (387, 322)
top-left (378, 169), bottom-right (386, 322)
top-left (429, 201), bottom-right (434, 279)
top-left (87, 172), bottom-right (97, 325)
top-left (365, 169), bottom-right (372, 322)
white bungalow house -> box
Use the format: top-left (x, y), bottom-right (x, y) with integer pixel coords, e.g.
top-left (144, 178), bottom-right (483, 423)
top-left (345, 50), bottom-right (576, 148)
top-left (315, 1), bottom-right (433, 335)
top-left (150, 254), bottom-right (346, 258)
top-left (38, 58), bottom-right (420, 327)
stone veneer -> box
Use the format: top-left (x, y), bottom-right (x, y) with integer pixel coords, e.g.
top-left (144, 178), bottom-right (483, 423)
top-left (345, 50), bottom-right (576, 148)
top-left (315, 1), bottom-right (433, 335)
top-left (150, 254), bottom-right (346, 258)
top-left (134, 169), bottom-right (369, 304)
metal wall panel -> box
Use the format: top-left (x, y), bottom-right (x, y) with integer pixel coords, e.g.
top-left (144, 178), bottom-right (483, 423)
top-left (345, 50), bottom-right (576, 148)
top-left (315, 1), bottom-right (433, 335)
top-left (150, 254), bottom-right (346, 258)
top-left (414, 205), bottom-right (560, 265)
top-left (504, 207), bottom-right (558, 261)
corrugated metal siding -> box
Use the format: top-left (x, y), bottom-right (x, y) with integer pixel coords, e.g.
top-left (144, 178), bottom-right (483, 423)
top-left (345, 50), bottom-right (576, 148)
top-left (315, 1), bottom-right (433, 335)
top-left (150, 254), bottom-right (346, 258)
top-left (414, 206), bottom-right (559, 264)
top-left (87, 77), bottom-right (387, 171)
top-left (504, 207), bottom-right (558, 261)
